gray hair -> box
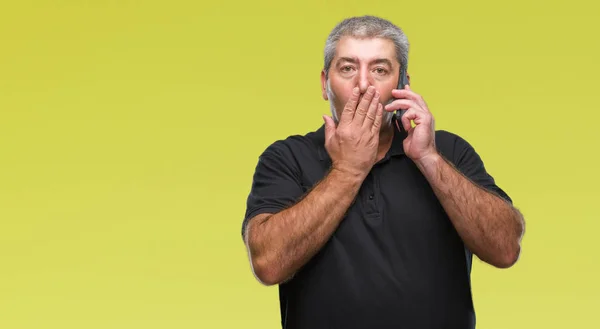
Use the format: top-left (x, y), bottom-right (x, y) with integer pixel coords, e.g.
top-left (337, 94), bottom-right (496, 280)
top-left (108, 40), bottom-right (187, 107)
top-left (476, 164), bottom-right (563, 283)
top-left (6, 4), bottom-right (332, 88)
top-left (323, 15), bottom-right (409, 79)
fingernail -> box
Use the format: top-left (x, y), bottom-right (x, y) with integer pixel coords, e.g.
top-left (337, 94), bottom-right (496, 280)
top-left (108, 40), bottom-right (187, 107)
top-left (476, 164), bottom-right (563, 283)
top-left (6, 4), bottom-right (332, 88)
top-left (352, 87), bottom-right (359, 95)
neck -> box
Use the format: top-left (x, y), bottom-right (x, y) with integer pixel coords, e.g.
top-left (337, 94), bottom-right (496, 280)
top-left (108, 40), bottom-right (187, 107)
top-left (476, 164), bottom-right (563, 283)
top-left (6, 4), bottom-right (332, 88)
top-left (376, 122), bottom-right (395, 161)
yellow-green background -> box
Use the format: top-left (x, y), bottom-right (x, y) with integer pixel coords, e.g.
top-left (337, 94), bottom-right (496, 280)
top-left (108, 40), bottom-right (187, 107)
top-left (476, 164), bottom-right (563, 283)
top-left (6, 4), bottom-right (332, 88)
top-left (1, 0), bottom-right (598, 328)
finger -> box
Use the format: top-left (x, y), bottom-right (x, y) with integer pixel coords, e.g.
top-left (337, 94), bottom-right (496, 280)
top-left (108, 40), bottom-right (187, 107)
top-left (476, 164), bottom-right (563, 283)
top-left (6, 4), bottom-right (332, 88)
top-left (371, 103), bottom-right (383, 134)
top-left (362, 90), bottom-right (380, 129)
top-left (400, 107), bottom-right (433, 132)
top-left (383, 99), bottom-right (421, 113)
top-left (400, 108), bottom-right (418, 132)
top-left (339, 87), bottom-right (360, 126)
top-left (353, 86), bottom-right (376, 125)
top-left (391, 87), bottom-right (428, 111)
top-left (322, 115), bottom-right (336, 142)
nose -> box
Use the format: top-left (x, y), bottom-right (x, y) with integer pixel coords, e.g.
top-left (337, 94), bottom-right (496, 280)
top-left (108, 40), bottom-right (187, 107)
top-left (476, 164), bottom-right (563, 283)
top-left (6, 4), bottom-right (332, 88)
top-left (357, 68), bottom-right (373, 95)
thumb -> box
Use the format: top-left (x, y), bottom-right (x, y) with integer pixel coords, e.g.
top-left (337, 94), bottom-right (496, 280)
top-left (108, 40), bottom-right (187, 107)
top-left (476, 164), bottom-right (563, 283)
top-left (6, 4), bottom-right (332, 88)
top-left (322, 115), bottom-right (336, 139)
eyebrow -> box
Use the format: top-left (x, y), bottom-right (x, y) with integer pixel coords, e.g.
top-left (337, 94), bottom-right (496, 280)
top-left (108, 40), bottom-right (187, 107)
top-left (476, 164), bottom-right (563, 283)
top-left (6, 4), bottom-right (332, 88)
top-left (336, 57), bottom-right (393, 67)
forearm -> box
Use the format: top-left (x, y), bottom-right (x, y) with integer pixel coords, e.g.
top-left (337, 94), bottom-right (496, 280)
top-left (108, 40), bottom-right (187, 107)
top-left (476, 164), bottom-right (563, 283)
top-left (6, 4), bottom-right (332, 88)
top-left (247, 168), bottom-right (364, 285)
top-left (415, 153), bottom-right (525, 268)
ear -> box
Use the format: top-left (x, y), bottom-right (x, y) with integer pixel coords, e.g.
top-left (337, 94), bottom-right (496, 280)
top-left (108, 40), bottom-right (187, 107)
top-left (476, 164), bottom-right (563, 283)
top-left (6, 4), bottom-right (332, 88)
top-left (321, 70), bottom-right (328, 101)
top-left (407, 72), bottom-right (411, 84)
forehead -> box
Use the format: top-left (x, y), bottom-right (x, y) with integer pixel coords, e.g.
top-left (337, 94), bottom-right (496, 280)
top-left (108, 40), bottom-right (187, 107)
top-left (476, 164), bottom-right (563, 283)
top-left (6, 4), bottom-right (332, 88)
top-left (334, 36), bottom-right (397, 63)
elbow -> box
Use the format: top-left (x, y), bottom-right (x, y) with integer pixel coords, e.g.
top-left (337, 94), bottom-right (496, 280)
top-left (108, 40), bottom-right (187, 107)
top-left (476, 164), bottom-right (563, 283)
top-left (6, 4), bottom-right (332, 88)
top-left (246, 239), bottom-right (285, 286)
top-left (251, 255), bottom-right (285, 286)
top-left (494, 243), bottom-right (522, 269)
top-left (495, 212), bottom-right (526, 269)
top-left (243, 217), bottom-right (292, 286)
top-left (243, 219), bottom-right (284, 286)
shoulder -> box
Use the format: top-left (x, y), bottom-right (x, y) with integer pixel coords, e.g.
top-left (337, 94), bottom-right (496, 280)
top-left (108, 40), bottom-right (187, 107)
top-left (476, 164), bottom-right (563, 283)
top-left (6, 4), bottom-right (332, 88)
top-left (434, 129), bottom-right (460, 145)
top-left (251, 126), bottom-right (325, 182)
top-left (434, 130), bottom-right (470, 162)
top-left (434, 129), bottom-right (471, 146)
top-left (258, 126), bottom-right (324, 162)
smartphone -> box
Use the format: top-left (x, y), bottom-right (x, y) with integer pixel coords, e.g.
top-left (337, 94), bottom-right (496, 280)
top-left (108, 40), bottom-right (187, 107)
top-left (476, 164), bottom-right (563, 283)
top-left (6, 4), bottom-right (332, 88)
top-left (394, 65), bottom-right (410, 132)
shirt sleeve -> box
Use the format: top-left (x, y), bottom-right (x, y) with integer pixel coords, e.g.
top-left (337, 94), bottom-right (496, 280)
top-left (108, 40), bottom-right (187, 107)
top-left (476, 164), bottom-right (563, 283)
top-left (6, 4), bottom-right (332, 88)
top-left (451, 134), bottom-right (513, 205)
top-left (241, 141), bottom-right (305, 239)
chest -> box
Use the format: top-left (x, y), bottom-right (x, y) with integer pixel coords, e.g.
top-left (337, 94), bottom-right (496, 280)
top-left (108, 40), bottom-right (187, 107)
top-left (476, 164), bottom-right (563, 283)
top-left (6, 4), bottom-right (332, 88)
top-left (299, 156), bottom-right (454, 239)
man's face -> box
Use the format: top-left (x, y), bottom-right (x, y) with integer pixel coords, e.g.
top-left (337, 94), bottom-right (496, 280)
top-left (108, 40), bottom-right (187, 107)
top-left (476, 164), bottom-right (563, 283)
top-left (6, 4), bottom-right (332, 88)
top-left (321, 36), bottom-right (402, 127)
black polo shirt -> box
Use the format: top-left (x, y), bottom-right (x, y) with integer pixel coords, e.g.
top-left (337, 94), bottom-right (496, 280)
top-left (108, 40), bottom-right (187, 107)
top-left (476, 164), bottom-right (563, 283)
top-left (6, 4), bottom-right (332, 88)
top-left (242, 121), bottom-right (512, 329)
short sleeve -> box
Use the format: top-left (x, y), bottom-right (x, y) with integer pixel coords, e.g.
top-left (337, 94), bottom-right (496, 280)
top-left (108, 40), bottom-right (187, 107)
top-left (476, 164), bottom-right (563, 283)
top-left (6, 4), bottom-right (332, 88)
top-left (241, 141), bottom-right (305, 239)
top-left (452, 134), bottom-right (513, 205)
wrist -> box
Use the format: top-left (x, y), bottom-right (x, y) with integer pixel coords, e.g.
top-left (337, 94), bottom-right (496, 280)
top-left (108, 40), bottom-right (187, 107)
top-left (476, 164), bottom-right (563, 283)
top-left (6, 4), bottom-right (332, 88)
top-left (414, 151), bottom-right (443, 172)
top-left (329, 165), bottom-right (367, 184)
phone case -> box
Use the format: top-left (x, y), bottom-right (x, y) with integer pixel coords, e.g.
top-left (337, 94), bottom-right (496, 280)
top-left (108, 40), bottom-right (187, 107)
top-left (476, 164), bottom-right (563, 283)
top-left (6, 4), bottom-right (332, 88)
top-left (395, 66), bottom-right (409, 132)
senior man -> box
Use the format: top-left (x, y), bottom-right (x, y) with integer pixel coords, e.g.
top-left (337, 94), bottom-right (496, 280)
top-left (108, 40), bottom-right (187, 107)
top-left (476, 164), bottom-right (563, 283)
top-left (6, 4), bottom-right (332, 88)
top-left (241, 15), bottom-right (525, 329)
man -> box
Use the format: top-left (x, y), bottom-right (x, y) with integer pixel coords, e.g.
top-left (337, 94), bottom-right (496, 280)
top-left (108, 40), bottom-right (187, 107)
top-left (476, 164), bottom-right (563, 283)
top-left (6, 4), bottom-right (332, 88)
top-left (241, 15), bottom-right (525, 329)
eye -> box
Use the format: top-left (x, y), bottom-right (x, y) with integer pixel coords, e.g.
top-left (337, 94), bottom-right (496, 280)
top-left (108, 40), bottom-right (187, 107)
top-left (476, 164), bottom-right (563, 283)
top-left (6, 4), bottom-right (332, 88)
top-left (340, 65), bottom-right (353, 72)
top-left (374, 67), bottom-right (388, 75)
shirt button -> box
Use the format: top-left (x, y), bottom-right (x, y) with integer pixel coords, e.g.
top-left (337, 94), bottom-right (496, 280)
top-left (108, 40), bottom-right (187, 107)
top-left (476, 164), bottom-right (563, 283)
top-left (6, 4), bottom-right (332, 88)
top-left (368, 194), bottom-right (374, 200)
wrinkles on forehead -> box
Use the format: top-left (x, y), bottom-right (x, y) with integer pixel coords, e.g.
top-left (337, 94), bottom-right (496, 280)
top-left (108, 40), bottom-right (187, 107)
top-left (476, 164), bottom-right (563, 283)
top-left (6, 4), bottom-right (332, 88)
top-left (332, 37), bottom-right (399, 70)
